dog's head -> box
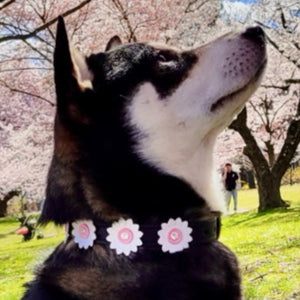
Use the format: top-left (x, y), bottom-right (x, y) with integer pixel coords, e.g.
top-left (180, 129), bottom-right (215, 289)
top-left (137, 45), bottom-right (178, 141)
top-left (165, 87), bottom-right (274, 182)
top-left (41, 17), bottom-right (266, 224)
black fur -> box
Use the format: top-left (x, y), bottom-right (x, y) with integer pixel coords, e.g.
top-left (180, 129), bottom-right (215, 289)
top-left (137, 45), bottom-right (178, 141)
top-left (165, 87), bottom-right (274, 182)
top-left (22, 17), bottom-right (242, 300)
top-left (22, 241), bottom-right (240, 300)
top-left (40, 22), bottom-right (200, 224)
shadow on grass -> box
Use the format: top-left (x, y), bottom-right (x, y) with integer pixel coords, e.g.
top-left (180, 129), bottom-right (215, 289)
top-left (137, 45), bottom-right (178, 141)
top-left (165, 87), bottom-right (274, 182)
top-left (0, 217), bottom-right (19, 224)
top-left (0, 217), bottom-right (19, 238)
top-left (224, 206), bottom-right (300, 228)
top-left (0, 231), bottom-right (17, 239)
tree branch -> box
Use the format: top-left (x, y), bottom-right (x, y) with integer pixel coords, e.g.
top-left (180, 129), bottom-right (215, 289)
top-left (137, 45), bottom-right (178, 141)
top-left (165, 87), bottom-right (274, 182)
top-left (22, 39), bottom-right (52, 63)
top-left (229, 108), bottom-right (270, 172)
top-left (285, 78), bottom-right (300, 85)
top-left (111, 0), bottom-right (137, 42)
top-left (249, 100), bottom-right (267, 127)
top-left (0, 0), bottom-right (92, 44)
top-left (0, 57), bottom-right (46, 64)
top-left (0, 0), bottom-right (15, 11)
top-left (265, 33), bottom-right (300, 69)
top-left (272, 114), bottom-right (300, 180)
top-left (1, 189), bottom-right (21, 203)
top-left (185, 0), bottom-right (210, 13)
top-left (0, 67), bottom-right (52, 73)
top-left (261, 84), bottom-right (290, 91)
top-left (271, 92), bottom-right (300, 179)
top-left (0, 79), bottom-right (55, 107)
top-left (293, 41), bottom-right (300, 51)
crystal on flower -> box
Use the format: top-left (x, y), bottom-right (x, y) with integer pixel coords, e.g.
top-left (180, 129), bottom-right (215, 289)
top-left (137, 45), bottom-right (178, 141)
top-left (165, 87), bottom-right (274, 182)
top-left (158, 218), bottom-right (193, 253)
top-left (71, 220), bottom-right (96, 249)
top-left (106, 218), bottom-right (143, 256)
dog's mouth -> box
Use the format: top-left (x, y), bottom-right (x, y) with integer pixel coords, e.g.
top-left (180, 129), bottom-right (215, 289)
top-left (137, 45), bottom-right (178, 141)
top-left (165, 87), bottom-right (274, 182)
top-left (210, 59), bottom-right (267, 112)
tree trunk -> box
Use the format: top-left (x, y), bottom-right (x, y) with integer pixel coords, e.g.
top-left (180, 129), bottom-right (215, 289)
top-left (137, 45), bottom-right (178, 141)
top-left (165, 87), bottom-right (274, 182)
top-left (264, 140), bottom-right (275, 167)
top-left (247, 170), bottom-right (256, 189)
top-left (0, 200), bottom-right (8, 217)
top-left (229, 108), bottom-right (289, 211)
top-left (0, 190), bottom-right (21, 217)
top-left (255, 169), bottom-right (287, 211)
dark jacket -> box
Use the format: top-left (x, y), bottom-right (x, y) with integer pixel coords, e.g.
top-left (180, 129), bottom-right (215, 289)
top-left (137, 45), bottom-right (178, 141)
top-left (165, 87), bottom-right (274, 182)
top-left (224, 171), bottom-right (238, 191)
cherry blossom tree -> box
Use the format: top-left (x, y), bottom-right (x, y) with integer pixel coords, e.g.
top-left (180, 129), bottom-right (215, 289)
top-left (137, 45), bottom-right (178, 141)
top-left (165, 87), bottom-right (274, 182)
top-left (0, 0), bottom-right (95, 213)
top-left (0, 0), bottom-right (220, 214)
top-left (1, 0), bottom-right (299, 214)
top-left (220, 0), bottom-right (300, 210)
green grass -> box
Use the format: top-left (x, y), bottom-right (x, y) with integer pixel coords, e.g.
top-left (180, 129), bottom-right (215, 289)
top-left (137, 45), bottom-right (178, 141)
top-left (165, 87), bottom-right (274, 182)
top-left (0, 184), bottom-right (299, 299)
top-left (0, 218), bottom-right (64, 299)
top-left (221, 184), bottom-right (300, 299)
top-left (228, 183), bottom-right (300, 211)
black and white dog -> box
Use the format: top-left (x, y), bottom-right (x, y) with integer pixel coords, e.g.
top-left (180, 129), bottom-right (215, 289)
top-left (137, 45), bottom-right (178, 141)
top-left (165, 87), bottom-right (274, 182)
top-left (22, 17), bottom-right (266, 300)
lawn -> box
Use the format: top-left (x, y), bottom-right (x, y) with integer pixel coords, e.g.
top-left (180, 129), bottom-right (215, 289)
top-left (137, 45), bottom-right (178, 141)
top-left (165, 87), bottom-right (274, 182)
top-left (0, 219), bottom-right (64, 300)
top-left (0, 184), bottom-right (299, 299)
top-left (221, 184), bottom-right (300, 300)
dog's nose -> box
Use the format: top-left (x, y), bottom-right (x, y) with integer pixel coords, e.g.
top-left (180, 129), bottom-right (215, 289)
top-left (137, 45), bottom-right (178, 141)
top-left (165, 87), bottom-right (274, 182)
top-left (242, 26), bottom-right (265, 42)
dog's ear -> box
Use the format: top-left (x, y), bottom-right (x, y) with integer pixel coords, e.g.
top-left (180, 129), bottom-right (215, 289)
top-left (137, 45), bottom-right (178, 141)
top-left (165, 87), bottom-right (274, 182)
top-left (105, 35), bottom-right (122, 51)
top-left (54, 17), bottom-right (93, 113)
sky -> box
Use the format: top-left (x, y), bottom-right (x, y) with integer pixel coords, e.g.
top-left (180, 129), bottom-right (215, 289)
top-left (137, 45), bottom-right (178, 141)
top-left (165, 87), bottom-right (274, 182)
top-left (224, 0), bottom-right (258, 3)
top-left (221, 0), bottom-right (300, 31)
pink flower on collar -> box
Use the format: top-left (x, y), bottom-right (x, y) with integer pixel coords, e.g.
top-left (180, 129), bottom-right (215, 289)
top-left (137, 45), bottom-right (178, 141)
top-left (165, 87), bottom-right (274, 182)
top-left (71, 220), bottom-right (96, 249)
top-left (158, 218), bottom-right (193, 253)
top-left (106, 218), bottom-right (143, 256)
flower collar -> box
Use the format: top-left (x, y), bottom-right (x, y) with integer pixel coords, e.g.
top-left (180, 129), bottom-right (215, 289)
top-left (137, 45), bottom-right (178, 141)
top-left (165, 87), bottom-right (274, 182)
top-left (67, 217), bottom-right (219, 256)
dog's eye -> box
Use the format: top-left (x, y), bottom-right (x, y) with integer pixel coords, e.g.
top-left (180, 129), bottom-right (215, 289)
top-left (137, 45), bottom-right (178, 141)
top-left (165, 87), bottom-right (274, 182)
top-left (157, 51), bottom-right (176, 63)
top-left (158, 54), bottom-right (168, 62)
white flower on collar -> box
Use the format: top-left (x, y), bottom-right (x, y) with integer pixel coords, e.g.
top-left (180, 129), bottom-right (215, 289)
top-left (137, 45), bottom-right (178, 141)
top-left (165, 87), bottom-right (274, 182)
top-left (158, 218), bottom-right (193, 253)
top-left (106, 218), bottom-right (143, 256)
top-left (71, 220), bottom-right (96, 249)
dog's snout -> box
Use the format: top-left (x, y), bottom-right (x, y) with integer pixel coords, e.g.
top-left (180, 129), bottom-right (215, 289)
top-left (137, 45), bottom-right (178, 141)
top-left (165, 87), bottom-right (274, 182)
top-left (242, 26), bottom-right (265, 42)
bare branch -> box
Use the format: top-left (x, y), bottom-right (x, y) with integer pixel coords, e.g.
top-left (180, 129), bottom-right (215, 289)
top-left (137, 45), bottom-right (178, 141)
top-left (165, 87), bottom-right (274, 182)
top-left (249, 101), bottom-right (267, 127)
top-left (185, 0), bottom-right (210, 13)
top-left (270, 98), bottom-right (294, 127)
top-left (0, 0), bottom-right (92, 44)
top-left (1, 189), bottom-right (21, 203)
top-left (285, 78), bottom-right (300, 85)
top-left (280, 6), bottom-right (288, 31)
top-left (293, 41), bottom-right (300, 51)
top-left (0, 79), bottom-right (55, 107)
top-left (71, 4), bottom-right (89, 39)
top-left (265, 33), bottom-right (300, 69)
top-left (0, 57), bottom-right (46, 64)
top-left (110, 0), bottom-right (137, 42)
top-left (27, 0), bottom-right (56, 41)
top-left (229, 107), bottom-right (270, 171)
top-left (261, 78), bottom-right (299, 91)
top-left (0, 67), bottom-right (52, 73)
top-left (272, 115), bottom-right (300, 179)
top-left (0, 0), bottom-right (15, 11)
top-left (261, 84), bottom-right (290, 91)
top-left (22, 39), bottom-right (52, 63)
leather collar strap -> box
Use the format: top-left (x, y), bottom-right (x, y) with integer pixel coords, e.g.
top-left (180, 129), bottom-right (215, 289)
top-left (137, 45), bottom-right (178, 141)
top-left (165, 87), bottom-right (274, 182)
top-left (67, 217), bottom-right (220, 255)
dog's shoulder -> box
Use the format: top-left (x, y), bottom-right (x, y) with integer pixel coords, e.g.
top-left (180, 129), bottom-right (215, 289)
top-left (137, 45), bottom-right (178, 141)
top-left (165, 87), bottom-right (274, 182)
top-left (26, 240), bottom-right (241, 300)
top-left (21, 281), bottom-right (76, 300)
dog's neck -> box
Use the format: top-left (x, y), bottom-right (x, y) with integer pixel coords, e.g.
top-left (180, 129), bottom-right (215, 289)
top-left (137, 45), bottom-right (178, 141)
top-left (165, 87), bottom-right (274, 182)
top-left (156, 141), bottom-right (225, 214)
top-left (42, 152), bottom-right (219, 225)
top-left (126, 82), bottom-right (226, 215)
top-left (82, 164), bottom-right (216, 223)
top-left (42, 130), bottom-right (222, 225)
top-left (131, 133), bottom-right (226, 215)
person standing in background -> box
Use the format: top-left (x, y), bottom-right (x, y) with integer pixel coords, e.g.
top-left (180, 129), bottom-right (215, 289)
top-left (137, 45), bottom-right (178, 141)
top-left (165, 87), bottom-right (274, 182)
top-left (222, 163), bottom-right (239, 212)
